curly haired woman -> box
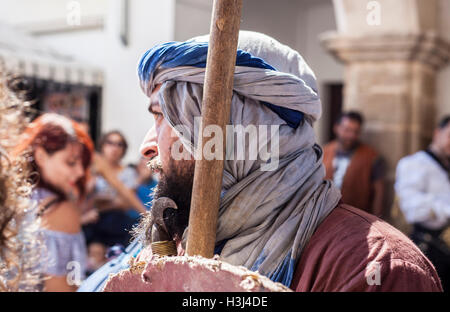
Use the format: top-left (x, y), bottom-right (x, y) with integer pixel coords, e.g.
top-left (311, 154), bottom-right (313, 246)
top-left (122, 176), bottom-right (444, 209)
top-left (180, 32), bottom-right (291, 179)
top-left (13, 113), bottom-right (94, 291)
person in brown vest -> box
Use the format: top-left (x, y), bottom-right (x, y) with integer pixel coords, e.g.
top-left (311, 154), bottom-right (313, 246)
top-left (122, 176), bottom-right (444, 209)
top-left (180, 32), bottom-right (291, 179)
top-left (323, 111), bottom-right (386, 217)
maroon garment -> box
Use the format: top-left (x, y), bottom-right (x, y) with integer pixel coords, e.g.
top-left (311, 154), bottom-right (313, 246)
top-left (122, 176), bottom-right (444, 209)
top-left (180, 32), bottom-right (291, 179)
top-left (323, 141), bottom-right (379, 214)
top-left (290, 204), bottom-right (442, 291)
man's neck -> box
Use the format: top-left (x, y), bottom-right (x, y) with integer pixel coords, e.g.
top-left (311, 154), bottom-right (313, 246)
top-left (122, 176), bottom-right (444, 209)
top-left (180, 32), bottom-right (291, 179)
top-left (336, 141), bottom-right (358, 154)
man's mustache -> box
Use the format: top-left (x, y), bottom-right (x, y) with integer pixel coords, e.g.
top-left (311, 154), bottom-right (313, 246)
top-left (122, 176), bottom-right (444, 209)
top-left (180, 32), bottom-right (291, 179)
top-left (146, 156), bottom-right (163, 173)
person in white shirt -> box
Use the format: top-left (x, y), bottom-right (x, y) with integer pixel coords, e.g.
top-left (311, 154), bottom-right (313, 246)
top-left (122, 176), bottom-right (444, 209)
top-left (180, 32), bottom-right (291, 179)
top-left (395, 115), bottom-right (450, 291)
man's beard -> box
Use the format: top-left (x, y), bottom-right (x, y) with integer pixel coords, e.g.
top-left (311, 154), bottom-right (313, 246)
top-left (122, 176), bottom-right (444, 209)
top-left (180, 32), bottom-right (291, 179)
top-left (134, 156), bottom-right (195, 246)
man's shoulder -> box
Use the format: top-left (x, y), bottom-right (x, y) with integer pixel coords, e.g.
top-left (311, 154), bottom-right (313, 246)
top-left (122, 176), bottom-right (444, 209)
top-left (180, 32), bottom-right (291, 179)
top-left (298, 204), bottom-right (411, 263)
top-left (291, 204), bottom-right (442, 291)
top-left (317, 205), bottom-right (426, 262)
top-left (397, 151), bottom-right (437, 174)
top-left (398, 150), bottom-right (429, 166)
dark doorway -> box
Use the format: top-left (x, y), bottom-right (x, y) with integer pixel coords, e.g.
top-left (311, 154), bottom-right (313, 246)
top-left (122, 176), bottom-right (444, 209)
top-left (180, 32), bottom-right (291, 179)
top-left (9, 76), bottom-right (102, 147)
top-left (324, 83), bottom-right (343, 142)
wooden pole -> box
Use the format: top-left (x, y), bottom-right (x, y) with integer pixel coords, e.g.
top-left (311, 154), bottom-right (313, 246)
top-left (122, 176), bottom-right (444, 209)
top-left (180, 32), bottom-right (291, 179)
top-left (186, 0), bottom-right (243, 258)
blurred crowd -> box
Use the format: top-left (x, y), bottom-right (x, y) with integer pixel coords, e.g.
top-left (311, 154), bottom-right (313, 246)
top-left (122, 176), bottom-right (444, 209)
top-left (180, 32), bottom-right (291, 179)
top-left (2, 104), bottom-right (157, 291)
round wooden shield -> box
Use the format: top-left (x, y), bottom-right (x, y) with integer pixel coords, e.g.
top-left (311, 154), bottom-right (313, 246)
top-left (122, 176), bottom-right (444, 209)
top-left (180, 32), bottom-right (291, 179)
top-left (102, 254), bottom-right (292, 292)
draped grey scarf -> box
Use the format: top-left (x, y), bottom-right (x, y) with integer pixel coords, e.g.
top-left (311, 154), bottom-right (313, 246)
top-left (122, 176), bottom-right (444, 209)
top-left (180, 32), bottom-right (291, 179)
top-left (140, 31), bottom-right (341, 286)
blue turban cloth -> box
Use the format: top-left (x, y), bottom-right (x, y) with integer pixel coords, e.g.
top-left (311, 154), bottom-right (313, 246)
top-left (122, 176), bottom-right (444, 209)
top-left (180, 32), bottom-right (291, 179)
top-left (137, 31), bottom-right (341, 288)
top-left (138, 40), bottom-right (304, 128)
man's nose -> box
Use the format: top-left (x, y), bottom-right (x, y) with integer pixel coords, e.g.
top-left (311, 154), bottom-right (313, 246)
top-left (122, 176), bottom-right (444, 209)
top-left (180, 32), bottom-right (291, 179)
top-left (140, 126), bottom-right (158, 159)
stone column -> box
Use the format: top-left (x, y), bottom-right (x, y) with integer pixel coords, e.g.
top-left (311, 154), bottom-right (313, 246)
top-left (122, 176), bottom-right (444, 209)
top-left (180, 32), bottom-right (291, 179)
top-left (321, 0), bottom-right (450, 223)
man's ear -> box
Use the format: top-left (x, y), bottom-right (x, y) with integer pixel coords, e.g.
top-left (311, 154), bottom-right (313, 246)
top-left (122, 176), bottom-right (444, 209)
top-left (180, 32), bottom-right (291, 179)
top-left (34, 146), bottom-right (48, 167)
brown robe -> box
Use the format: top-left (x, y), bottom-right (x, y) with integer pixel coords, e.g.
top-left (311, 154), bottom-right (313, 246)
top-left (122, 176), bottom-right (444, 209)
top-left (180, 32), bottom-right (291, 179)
top-left (323, 141), bottom-right (378, 214)
top-left (290, 204), bottom-right (442, 291)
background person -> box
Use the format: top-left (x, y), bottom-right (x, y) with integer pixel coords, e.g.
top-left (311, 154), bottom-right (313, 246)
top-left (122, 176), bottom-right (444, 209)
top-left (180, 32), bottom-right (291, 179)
top-left (77, 157), bottom-right (156, 290)
top-left (395, 115), bottom-right (450, 291)
top-left (323, 111), bottom-right (386, 217)
top-left (82, 131), bottom-right (145, 266)
top-left (14, 113), bottom-right (94, 292)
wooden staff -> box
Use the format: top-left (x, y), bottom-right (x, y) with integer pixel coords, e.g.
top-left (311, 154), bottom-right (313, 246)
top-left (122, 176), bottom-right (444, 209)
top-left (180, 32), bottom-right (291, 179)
top-left (186, 0), bottom-right (243, 258)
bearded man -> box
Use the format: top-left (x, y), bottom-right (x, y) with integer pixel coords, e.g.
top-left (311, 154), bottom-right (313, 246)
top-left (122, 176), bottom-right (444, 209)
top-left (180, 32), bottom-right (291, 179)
top-left (81, 31), bottom-right (442, 292)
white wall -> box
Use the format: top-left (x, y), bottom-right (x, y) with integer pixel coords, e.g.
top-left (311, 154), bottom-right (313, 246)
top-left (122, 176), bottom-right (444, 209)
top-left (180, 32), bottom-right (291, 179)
top-left (99, 0), bottom-right (174, 165)
top-left (37, 29), bottom-right (106, 65)
top-left (240, 0), bottom-right (302, 50)
top-left (174, 0), bottom-right (211, 41)
top-left (302, 0), bottom-right (343, 144)
top-left (1, 0), bottom-right (175, 165)
top-left (0, 0), bottom-right (107, 25)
